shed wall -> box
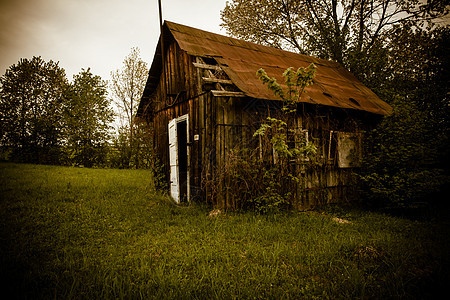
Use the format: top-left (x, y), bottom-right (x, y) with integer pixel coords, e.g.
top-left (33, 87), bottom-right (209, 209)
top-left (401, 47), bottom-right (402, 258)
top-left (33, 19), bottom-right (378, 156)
top-left (147, 39), bottom-right (380, 209)
top-left (204, 96), bottom-right (376, 209)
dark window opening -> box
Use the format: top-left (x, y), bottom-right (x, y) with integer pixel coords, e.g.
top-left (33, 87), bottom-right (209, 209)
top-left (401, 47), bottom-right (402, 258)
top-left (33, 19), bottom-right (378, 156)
top-left (202, 57), bottom-right (217, 65)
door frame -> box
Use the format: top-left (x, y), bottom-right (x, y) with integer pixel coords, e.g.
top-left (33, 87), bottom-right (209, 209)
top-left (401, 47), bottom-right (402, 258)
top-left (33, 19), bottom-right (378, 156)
top-left (168, 114), bottom-right (190, 203)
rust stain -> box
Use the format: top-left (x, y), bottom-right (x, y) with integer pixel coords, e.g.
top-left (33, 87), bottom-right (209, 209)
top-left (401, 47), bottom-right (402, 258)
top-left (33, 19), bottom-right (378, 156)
top-left (141, 21), bottom-right (392, 116)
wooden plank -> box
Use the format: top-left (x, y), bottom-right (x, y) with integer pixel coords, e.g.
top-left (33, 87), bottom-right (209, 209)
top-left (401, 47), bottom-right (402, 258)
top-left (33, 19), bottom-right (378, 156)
top-left (194, 57), bottom-right (204, 191)
top-left (167, 44), bottom-right (172, 98)
top-left (223, 97), bottom-right (231, 208)
top-left (170, 43), bottom-right (176, 93)
top-left (211, 90), bottom-right (246, 97)
top-left (175, 42), bottom-right (182, 93)
top-left (234, 97), bottom-right (243, 149)
top-left (202, 77), bottom-right (233, 85)
top-left (222, 97), bottom-right (229, 208)
top-left (193, 62), bottom-right (222, 71)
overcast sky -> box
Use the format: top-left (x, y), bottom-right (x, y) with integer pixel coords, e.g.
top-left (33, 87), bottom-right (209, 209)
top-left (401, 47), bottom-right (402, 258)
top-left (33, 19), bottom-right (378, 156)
top-left (0, 0), bottom-right (227, 82)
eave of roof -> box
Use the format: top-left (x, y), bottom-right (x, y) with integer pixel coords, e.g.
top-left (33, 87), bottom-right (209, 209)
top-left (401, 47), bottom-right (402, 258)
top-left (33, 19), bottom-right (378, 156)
top-left (139, 21), bottom-right (392, 116)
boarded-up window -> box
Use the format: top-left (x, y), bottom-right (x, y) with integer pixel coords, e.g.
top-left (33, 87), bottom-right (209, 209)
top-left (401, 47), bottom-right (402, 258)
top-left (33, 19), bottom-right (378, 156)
top-left (336, 132), bottom-right (362, 168)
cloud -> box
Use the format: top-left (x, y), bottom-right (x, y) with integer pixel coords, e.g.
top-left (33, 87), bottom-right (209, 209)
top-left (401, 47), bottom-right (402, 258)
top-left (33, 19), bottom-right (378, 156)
top-left (1, 0), bottom-right (227, 81)
top-left (0, 0), bottom-right (61, 74)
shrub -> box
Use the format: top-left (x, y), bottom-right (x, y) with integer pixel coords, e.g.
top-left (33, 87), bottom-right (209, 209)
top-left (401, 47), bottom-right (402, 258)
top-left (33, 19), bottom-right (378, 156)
top-left (359, 99), bottom-right (449, 208)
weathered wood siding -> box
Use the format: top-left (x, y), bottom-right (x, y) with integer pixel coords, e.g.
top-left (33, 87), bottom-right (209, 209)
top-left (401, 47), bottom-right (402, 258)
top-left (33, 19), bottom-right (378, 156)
top-left (148, 39), bottom-right (379, 209)
top-left (203, 96), bottom-right (377, 209)
top-left (150, 40), bottom-right (200, 198)
top-left (149, 40), bottom-right (222, 200)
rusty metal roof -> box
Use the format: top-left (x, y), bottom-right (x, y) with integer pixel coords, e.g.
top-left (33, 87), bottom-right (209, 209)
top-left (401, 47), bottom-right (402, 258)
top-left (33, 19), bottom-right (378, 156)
top-left (140, 21), bottom-right (392, 116)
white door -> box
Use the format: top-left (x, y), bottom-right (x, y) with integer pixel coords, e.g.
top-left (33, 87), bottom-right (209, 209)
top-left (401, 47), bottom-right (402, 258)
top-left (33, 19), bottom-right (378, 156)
top-left (168, 118), bottom-right (179, 202)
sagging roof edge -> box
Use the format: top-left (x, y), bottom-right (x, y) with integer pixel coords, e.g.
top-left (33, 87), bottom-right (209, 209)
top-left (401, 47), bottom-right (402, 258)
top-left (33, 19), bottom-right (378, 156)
top-left (137, 21), bottom-right (392, 117)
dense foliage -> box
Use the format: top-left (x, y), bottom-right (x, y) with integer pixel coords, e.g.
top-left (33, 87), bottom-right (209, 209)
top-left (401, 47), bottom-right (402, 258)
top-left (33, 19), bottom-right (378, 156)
top-left (0, 52), bottom-right (153, 169)
top-left (64, 69), bottom-right (114, 167)
top-left (221, 0), bottom-right (448, 73)
top-left (0, 58), bottom-right (115, 167)
top-left (359, 25), bottom-right (449, 207)
top-left (221, 0), bottom-right (449, 208)
top-left (0, 57), bottom-right (68, 164)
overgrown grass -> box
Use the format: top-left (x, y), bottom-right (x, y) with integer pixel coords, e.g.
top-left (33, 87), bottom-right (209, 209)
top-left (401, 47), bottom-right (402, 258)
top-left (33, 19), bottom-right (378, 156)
top-left (0, 162), bottom-right (448, 299)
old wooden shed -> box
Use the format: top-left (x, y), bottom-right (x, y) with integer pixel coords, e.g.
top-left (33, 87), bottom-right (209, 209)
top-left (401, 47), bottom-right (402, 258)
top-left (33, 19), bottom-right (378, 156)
top-left (137, 21), bottom-right (392, 209)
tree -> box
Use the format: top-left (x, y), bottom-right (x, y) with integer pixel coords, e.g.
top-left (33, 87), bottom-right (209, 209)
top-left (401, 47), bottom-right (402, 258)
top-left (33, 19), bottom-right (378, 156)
top-left (359, 98), bottom-right (447, 208)
top-left (0, 56), bottom-right (68, 163)
top-left (358, 25), bottom-right (450, 208)
top-left (221, 1), bottom-right (450, 208)
top-left (221, 0), bottom-right (448, 75)
top-left (110, 47), bottom-right (149, 168)
top-left (64, 69), bottom-right (114, 167)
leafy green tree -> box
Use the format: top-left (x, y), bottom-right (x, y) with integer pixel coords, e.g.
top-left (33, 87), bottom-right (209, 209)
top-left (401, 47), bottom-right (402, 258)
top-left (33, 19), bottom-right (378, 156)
top-left (64, 69), bottom-right (114, 167)
top-left (360, 99), bottom-right (447, 208)
top-left (222, 1), bottom-right (449, 208)
top-left (0, 56), bottom-right (68, 163)
top-left (110, 47), bottom-right (149, 168)
top-left (359, 25), bottom-right (449, 208)
top-left (221, 0), bottom-right (448, 77)
top-left (386, 25), bottom-right (449, 127)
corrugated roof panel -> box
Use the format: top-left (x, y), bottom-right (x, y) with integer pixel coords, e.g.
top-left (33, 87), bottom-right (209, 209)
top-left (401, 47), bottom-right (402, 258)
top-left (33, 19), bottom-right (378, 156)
top-left (143, 21), bottom-right (392, 116)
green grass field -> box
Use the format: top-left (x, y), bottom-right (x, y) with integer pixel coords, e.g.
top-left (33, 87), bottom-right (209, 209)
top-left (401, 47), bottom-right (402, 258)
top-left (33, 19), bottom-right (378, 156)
top-left (0, 162), bottom-right (449, 299)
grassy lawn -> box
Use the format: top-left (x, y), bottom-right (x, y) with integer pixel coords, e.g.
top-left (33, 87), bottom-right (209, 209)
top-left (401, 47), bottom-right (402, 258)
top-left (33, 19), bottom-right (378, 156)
top-left (0, 162), bottom-right (448, 299)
